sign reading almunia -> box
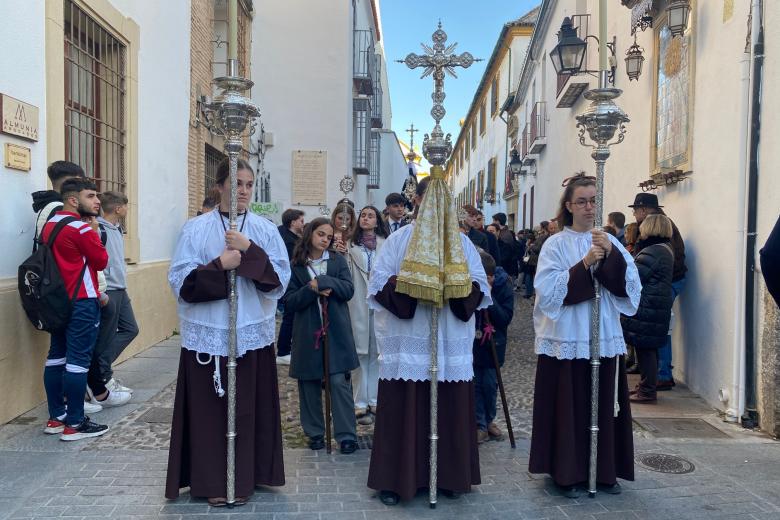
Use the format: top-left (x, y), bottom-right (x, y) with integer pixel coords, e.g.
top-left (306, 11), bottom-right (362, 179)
top-left (0, 94), bottom-right (39, 142)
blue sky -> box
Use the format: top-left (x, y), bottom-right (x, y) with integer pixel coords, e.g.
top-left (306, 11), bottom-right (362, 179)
top-left (380, 0), bottom-right (540, 160)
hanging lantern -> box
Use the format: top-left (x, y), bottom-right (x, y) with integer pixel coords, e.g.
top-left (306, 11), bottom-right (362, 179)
top-left (549, 17), bottom-right (587, 76)
top-left (625, 36), bottom-right (645, 81)
top-left (509, 149), bottom-right (523, 177)
top-left (666, 0), bottom-right (691, 38)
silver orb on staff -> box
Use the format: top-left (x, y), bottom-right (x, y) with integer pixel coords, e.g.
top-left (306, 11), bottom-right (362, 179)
top-left (399, 21), bottom-right (480, 509)
top-left (199, 58), bottom-right (260, 510)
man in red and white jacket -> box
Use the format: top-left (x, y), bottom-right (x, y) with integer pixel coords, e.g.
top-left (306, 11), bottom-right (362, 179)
top-left (40, 178), bottom-right (110, 441)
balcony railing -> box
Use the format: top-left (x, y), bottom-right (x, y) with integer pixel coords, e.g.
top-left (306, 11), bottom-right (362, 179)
top-left (529, 102), bottom-right (547, 154)
top-left (368, 133), bottom-right (381, 189)
top-left (371, 59), bottom-right (383, 128)
top-left (353, 98), bottom-right (371, 175)
top-left (521, 123), bottom-right (529, 159)
top-left (353, 30), bottom-right (375, 96)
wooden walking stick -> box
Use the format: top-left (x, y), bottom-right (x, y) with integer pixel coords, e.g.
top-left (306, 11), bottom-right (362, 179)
top-left (320, 296), bottom-right (333, 454)
top-left (481, 311), bottom-right (516, 449)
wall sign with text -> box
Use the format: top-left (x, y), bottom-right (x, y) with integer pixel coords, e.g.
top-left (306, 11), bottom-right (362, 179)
top-left (0, 94), bottom-right (39, 142)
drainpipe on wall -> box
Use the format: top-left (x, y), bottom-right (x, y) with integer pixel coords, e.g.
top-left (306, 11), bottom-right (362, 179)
top-left (742, 0), bottom-right (764, 429)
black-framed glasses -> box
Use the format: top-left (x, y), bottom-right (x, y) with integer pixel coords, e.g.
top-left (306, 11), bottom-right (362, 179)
top-left (572, 197), bottom-right (597, 208)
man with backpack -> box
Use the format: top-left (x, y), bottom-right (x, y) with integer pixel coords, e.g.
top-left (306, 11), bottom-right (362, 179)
top-left (31, 161), bottom-right (107, 415)
top-left (39, 178), bottom-right (109, 440)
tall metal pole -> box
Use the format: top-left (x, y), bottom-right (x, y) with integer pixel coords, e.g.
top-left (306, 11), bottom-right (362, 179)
top-left (200, 34), bottom-right (260, 507)
top-left (399, 22), bottom-right (479, 509)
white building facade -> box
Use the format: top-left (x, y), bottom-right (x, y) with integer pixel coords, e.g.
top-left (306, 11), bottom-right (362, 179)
top-left (508, 0), bottom-right (780, 434)
top-left (446, 10), bottom-right (538, 230)
top-left (251, 0), bottom-right (408, 221)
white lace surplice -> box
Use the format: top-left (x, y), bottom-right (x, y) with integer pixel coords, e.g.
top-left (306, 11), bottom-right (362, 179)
top-left (168, 211), bottom-right (291, 357)
top-left (368, 224), bottom-right (492, 382)
top-left (533, 227), bottom-right (641, 360)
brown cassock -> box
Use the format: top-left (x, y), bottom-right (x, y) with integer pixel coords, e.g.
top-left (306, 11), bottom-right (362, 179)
top-left (165, 241), bottom-right (286, 500)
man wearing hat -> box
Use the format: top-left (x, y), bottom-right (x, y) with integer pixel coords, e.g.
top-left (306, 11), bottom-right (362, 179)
top-left (629, 193), bottom-right (687, 390)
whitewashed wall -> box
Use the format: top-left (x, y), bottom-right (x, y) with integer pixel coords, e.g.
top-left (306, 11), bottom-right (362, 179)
top-left (109, 0), bottom-right (191, 262)
top-left (0, 1), bottom-right (48, 279)
top-left (513, 0), bottom-right (777, 417)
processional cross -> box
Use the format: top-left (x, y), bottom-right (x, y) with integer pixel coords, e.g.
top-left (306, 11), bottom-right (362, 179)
top-left (406, 123), bottom-right (418, 150)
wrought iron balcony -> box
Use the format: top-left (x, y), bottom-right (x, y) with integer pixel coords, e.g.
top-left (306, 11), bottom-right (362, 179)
top-left (529, 102), bottom-right (547, 154)
top-left (353, 30), bottom-right (376, 96)
top-left (371, 59), bottom-right (383, 128)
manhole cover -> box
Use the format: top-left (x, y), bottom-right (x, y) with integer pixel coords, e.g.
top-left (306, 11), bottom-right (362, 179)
top-left (633, 418), bottom-right (729, 439)
top-left (636, 453), bottom-right (695, 474)
top-left (137, 407), bottom-right (173, 424)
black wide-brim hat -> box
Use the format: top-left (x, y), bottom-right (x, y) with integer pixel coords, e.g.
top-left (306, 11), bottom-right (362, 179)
top-left (628, 193), bottom-right (663, 209)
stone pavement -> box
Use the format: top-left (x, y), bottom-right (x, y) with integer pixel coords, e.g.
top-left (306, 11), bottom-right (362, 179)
top-left (1, 297), bottom-right (780, 519)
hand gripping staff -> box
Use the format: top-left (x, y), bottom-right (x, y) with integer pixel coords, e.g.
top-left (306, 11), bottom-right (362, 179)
top-left (480, 311), bottom-right (516, 449)
top-left (315, 296), bottom-right (333, 454)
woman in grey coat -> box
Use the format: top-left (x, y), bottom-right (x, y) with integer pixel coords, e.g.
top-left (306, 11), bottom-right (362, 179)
top-left (286, 218), bottom-right (360, 454)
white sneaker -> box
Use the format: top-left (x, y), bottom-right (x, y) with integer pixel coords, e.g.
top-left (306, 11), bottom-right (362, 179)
top-left (106, 378), bottom-right (133, 394)
top-left (96, 390), bottom-right (132, 407)
top-left (276, 354), bottom-right (291, 365)
top-left (83, 400), bottom-right (103, 414)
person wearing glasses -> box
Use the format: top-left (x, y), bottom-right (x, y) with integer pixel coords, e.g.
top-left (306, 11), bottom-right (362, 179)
top-left (528, 173), bottom-right (641, 498)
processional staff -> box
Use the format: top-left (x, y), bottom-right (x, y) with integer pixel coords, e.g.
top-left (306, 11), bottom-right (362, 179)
top-left (197, 0), bottom-right (261, 508)
top-left (399, 21), bottom-right (480, 509)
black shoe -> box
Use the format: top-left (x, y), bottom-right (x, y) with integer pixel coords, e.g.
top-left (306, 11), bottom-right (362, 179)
top-left (554, 483), bottom-right (582, 498)
top-left (656, 379), bottom-right (675, 391)
top-left (379, 490), bottom-right (399, 506)
top-left (439, 489), bottom-right (462, 499)
top-left (340, 440), bottom-right (358, 454)
top-left (625, 365), bottom-right (640, 374)
top-left (597, 483), bottom-right (622, 495)
top-left (60, 416), bottom-right (109, 441)
top-left (308, 436), bottom-right (324, 451)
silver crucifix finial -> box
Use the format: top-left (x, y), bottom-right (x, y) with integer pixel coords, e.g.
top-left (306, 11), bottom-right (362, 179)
top-left (399, 22), bottom-right (481, 166)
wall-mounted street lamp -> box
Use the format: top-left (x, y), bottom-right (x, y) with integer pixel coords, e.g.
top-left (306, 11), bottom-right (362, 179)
top-left (666, 0), bottom-right (692, 38)
top-left (549, 17), bottom-right (617, 85)
top-left (508, 149), bottom-right (523, 177)
top-left (624, 35), bottom-right (645, 81)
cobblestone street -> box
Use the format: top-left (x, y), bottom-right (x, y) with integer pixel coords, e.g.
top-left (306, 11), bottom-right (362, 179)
top-left (1, 296), bottom-right (780, 519)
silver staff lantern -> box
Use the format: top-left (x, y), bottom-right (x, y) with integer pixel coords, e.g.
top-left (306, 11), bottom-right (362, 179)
top-left (576, 78), bottom-right (629, 499)
top-left (399, 21), bottom-right (479, 509)
top-left (198, 0), bottom-right (260, 507)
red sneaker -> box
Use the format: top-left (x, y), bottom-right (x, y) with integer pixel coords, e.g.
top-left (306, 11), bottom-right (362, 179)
top-left (44, 419), bottom-right (65, 435)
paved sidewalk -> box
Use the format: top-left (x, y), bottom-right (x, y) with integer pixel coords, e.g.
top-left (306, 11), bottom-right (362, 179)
top-left (1, 299), bottom-right (779, 519)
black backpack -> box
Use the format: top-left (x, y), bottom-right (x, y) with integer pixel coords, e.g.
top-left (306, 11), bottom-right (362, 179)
top-left (18, 217), bottom-right (86, 333)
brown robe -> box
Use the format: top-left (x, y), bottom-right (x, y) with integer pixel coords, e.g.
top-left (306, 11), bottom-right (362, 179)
top-left (528, 248), bottom-right (635, 487)
top-left (367, 278), bottom-right (483, 501)
top-left (165, 241), bottom-right (286, 499)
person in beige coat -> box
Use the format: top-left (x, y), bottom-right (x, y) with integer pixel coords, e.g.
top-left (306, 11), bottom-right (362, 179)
top-left (347, 206), bottom-right (389, 425)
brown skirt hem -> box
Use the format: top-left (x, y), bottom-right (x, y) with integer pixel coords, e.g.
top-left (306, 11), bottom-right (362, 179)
top-left (367, 379), bottom-right (480, 502)
top-left (165, 346), bottom-right (285, 500)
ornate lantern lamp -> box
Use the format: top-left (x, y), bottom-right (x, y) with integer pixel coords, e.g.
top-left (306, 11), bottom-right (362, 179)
top-left (550, 17), bottom-right (587, 76)
top-left (625, 35), bottom-right (645, 81)
top-left (666, 0), bottom-right (692, 38)
top-left (509, 149), bottom-right (524, 177)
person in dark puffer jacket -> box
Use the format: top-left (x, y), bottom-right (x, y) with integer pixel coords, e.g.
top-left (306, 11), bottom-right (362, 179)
top-left (473, 252), bottom-right (515, 443)
top-left (621, 214), bottom-right (675, 403)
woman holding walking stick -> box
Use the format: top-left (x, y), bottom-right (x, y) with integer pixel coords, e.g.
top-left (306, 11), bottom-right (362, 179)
top-left (286, 218), bottom-right (360, 454)
top-left (165, 158), bottom-right (290, 506)
top-left (528, 173), bottom-right (641, 498)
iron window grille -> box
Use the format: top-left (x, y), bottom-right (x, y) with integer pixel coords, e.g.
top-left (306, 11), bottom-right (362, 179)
top-left (353, 98), bottom-right (371, 175)
top-left (367, 133), bottom-right (380, 189)
top-left (371, 59), bottom-right (383, 128)
top-left (353, 29), bottom-right (375, 96)
top-left (64, 0), bottom-right (126, 194)
top-left (205, 143), bottom-right (226, 195)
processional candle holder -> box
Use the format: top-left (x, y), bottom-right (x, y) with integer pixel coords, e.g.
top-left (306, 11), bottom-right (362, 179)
top-left (198, 59), bottom-right (260, 508)
top-left (575, 82), bottom-right (629, 498)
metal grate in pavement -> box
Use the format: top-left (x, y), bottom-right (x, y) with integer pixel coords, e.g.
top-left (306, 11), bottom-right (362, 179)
top-left (636, 453), bottom-right (695, 474)
top-left (633, 418), bottom-right (729, 439)
top-left (137, 407), bottom-right (174, 424)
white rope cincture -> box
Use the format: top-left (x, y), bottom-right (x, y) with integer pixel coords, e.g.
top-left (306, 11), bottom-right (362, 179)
top-left (196, 352), bottom-right (226, 397)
